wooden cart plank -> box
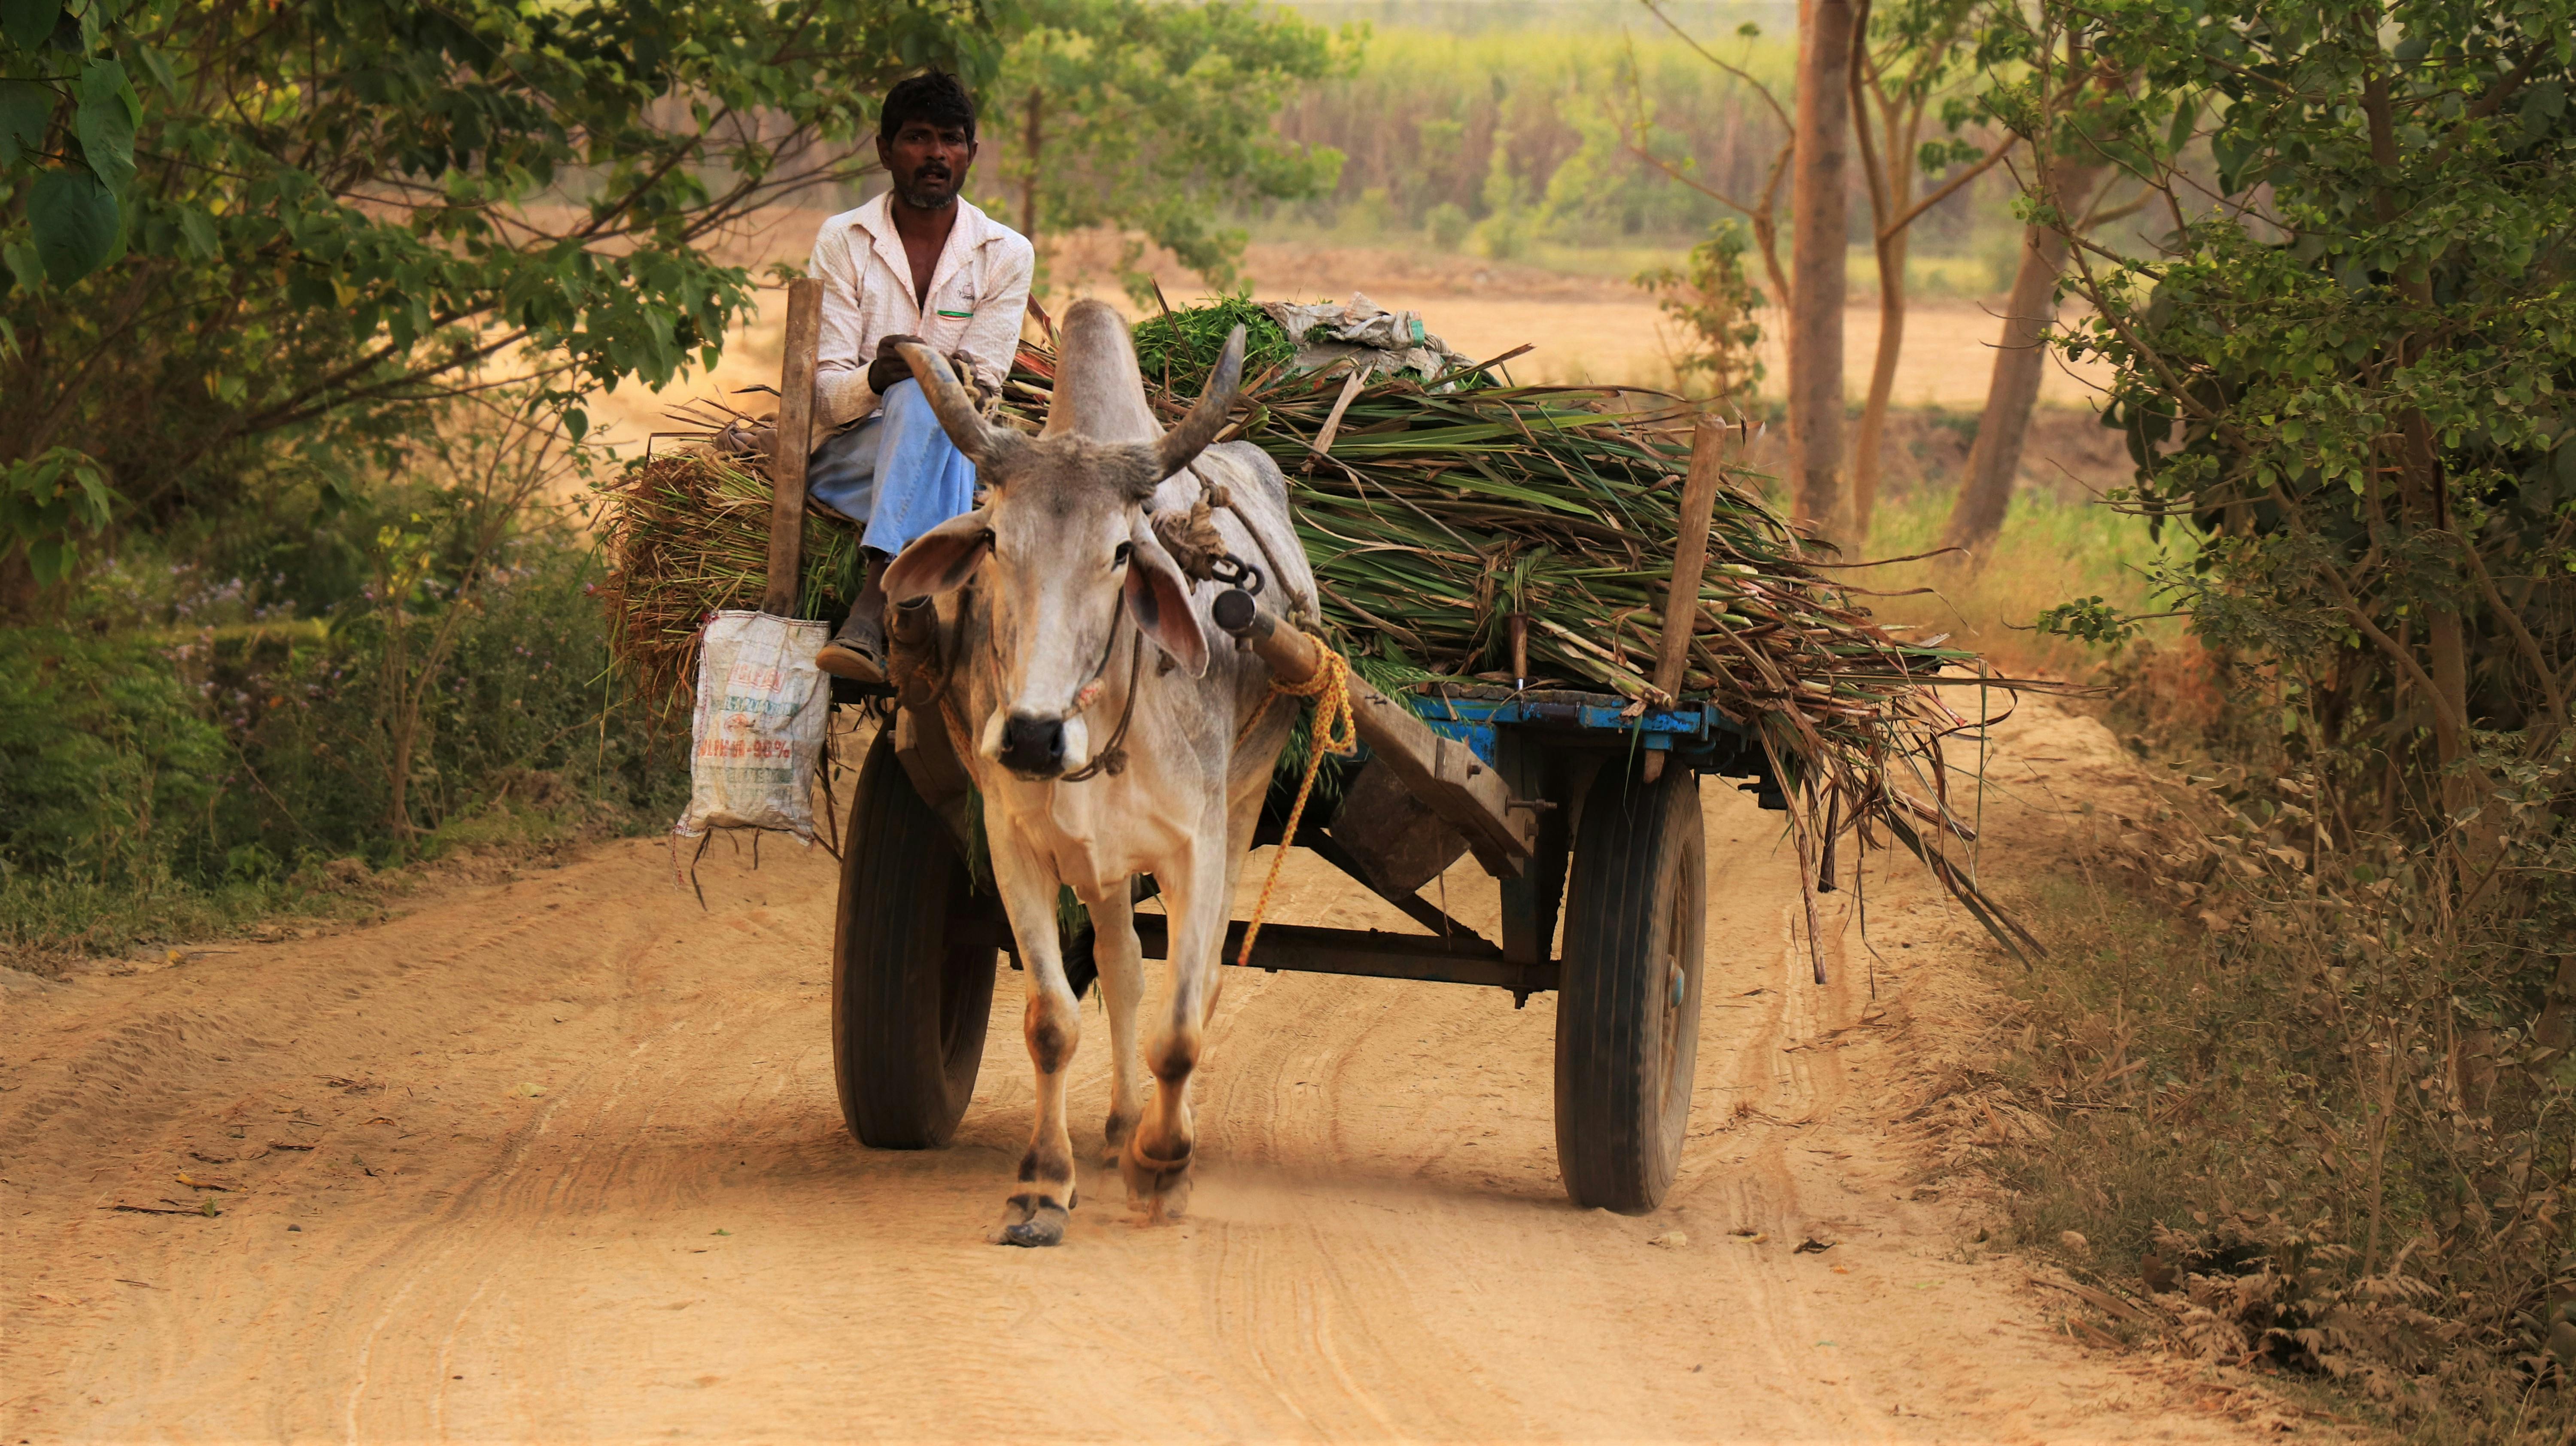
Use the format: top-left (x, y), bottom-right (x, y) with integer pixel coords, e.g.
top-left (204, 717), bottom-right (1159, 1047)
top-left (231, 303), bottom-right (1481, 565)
top-left (1130, 915), bottom-right (1556, 996)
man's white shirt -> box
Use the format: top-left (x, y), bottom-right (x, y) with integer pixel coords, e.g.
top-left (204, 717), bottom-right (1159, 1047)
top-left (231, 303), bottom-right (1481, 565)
top-left (811, 191), bottom-right (1036, 428)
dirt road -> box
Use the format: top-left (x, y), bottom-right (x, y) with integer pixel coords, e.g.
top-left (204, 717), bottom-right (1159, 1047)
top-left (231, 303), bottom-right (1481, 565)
top-left (3, 705), bottom-right (2272, 1442)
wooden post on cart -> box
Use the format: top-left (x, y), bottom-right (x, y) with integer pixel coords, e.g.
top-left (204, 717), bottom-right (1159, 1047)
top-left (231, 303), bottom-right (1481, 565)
top-left (1644, 408), bottom-right (1730, 781)
top-left (763, 278), bottom-right (826, 615)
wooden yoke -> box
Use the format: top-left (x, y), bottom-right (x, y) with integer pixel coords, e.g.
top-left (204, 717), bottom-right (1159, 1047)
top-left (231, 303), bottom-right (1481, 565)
top-left (1645, 409), bottom-right (1732, 783)
top-left (762, 278), bottom-right (826, 616)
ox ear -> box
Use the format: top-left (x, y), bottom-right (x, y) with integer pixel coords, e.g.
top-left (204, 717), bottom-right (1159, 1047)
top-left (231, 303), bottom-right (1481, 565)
top-left (880, 509), bottom-right (993, 602)
top-left (1123, 514), bottom-right (1208, 678)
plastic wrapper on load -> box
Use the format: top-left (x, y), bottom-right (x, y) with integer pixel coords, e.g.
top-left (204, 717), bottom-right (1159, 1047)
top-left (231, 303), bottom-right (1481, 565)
top-left (674, 611), bottom-right (832, 841)
top-left (1261, 292), bottom-right (1473, 383)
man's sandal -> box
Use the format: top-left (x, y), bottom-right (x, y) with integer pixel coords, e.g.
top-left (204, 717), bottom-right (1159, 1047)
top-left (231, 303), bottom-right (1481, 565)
top-left (815, 620), bottom-right (888, 685)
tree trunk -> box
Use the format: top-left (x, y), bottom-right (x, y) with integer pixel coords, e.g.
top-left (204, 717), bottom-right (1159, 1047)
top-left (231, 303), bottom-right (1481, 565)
top-left (1787, 0), bottom-right (1855, 540)
top-left (1940, 163), bottom-right (2105, 560)
top-left (1852, 224), bottom-right (1906, 541)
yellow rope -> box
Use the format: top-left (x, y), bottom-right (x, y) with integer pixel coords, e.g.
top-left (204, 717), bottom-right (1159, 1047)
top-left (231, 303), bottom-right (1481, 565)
top-left (1238, 648), bottom-right (1359, 968)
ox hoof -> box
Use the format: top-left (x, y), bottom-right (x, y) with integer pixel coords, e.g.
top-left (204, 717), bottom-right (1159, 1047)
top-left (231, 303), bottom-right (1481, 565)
top-left (1102, 1110), bottom-right (1139, 1167)
top-left (994, 1192), bottom-right (1070, 1248)
top-left (1002, 1216), bottom-right (1066, 1247)
top-left (1120, 1136), bottom-right (1194, 1222)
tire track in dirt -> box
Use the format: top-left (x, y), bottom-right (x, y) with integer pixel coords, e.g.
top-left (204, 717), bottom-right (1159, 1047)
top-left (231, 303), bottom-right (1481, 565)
top-left (6, 703), bottom-right (2283, 1441)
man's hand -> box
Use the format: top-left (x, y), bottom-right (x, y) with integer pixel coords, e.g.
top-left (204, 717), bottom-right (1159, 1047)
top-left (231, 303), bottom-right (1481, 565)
top-left (711, 414), bottom-right (777, 460)
top-left (866, 333), bottom-right (926, 395)
top-left (949, 352), bottom-right (993, 411)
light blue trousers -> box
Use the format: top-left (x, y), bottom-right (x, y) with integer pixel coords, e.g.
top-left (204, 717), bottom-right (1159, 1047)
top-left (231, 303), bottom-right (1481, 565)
top-left (804, 378), bottom-right (978, 558)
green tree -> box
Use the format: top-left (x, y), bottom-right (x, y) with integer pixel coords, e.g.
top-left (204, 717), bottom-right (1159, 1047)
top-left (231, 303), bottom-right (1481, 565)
top-left (986, 0), bottom-right (1352, 302)
top-left (0, 0), bottom-right (997, 595)
top-left (1634, 218), bottom-right (1765, 405)
top-left (2018, 0), bottom-right (2573, 819)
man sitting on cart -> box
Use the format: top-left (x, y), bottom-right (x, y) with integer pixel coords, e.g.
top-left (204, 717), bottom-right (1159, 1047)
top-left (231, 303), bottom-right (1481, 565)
top-left (804, 70), bottom-right (1035, 684)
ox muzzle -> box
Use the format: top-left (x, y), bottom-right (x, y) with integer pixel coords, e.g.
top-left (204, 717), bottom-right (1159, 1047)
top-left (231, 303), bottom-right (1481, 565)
top-left (994, 711), bottom-right (1071, 779)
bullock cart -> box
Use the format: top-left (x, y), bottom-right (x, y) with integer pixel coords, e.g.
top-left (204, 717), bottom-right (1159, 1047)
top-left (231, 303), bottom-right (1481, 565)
top-left (601, 296), bottom-right (2005, 1215)
top-left (832, 409), bottom-right (1778, 1215)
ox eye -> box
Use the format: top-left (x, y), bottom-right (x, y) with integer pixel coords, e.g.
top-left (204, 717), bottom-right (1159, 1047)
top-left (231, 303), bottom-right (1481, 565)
top-left (1112, 541), bottom-right (1133, 568)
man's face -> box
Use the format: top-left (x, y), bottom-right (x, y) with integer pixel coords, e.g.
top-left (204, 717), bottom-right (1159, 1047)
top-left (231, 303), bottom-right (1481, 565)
top-left (879, 118), bottom-right (976, 212)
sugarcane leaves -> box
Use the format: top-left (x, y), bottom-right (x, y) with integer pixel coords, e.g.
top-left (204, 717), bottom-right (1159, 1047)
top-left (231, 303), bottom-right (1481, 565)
top-left (27, 167), bottom-right (117, 283)
top-left (1447, 457), bottom-right (1600, 518)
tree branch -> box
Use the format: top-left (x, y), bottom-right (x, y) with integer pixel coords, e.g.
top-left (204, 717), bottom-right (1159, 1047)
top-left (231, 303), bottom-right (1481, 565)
top-left (1877, 134), bottom-right (2015, 241)
top-left (1637, 0), bottom-right (1795, 134)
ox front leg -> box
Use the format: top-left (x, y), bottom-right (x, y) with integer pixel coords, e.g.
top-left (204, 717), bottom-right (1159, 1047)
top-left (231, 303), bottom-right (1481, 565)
top-left (1084, 886), bottom-right (1147, 1168)
top-left (1125, 813), bottom-right (1229, 1222)
top-left (990, 831), bottom-right (1081, 1247)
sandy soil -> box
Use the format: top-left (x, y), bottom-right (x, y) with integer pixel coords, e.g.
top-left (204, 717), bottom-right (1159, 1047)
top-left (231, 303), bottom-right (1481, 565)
top-left (0, 702), bottom-right (2290, 1443)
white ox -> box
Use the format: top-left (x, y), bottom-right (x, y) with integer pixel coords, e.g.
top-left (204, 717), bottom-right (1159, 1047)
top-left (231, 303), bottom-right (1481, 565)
top-left (881, 301), bottom-right (1317, 1246)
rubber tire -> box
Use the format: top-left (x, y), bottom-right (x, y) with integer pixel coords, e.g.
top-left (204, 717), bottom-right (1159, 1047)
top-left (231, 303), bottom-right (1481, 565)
top-left (1553, 760), bottom-right (1707, 1213)
top-left (832, 726), bottom-right (999, 1148)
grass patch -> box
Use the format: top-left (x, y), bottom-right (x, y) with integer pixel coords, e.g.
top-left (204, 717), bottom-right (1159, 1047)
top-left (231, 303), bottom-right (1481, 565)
top-left (1856, 483), bottom-right (2185, 682)
top-left (1968, 826), bottom-right (2573, 1441)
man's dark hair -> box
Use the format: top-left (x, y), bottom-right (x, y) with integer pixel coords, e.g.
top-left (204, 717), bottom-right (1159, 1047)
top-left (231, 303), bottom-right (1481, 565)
top-left (880, 71), bottom-right (977, 143)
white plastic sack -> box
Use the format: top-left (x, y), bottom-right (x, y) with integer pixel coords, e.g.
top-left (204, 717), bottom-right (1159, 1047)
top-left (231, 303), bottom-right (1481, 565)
top-left (674, 609), bottom-right (832, 841)
top-left (1261, 291), bottom-right (1473, 383)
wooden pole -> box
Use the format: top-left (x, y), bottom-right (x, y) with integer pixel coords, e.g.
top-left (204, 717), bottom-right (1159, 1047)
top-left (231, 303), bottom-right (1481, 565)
top-left (1209, 590), bottom-right (1534, 875)
top-left (763, 278), bottom-right (825, 617)
top-left (1652, 410), bottom-right (1728, 705)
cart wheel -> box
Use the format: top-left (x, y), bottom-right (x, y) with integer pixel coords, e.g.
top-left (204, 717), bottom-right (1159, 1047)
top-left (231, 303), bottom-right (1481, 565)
top-left (832, 726), bottom-right (999, 1148)
top-left (1554, 759), bottom-right (1706, 1212)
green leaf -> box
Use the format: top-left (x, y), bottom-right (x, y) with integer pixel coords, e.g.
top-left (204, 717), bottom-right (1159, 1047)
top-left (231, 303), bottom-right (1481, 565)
top-left (23, 537), bottom-right (65, 586)
top-left (27, 167), bottom-right (118, 284)
top-left (0, 239), bottom-right (37, 293)
top-left (562, 407), bottom-right (588, 443)
top-left (134, 41), bottom-right (178, 96)
top-left (175, 206), bottom-right (216, 260)
top-left (2166, 96), bottom-right (2196, 157)
top-left (0, 0), bottom-right (61, 50)
top-left (0, 78), bottom-right (47, 166)
top-left (74, 59), bottom-right (135, 189)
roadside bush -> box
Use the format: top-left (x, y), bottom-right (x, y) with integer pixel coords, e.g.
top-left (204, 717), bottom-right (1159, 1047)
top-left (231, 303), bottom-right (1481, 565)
top-left (207, 538), bottom-right (686, 868)
top-left (1971, 730), bottom-right (2574, 1438)
top-left (0, 393), bottom-right (691, 966)
top-left (0, 629), bottom-right (230, 890)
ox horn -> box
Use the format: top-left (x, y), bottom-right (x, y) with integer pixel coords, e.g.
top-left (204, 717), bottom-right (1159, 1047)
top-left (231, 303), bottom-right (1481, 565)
top-left (1153, 325), bottom-right (1245, 478)
top-left (894, 342), bottom-right (1012, 467)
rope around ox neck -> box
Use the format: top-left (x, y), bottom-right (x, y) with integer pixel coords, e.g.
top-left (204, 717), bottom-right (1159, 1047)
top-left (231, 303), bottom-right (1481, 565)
top-left (1235, 647), bottom-right (1359, 968)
